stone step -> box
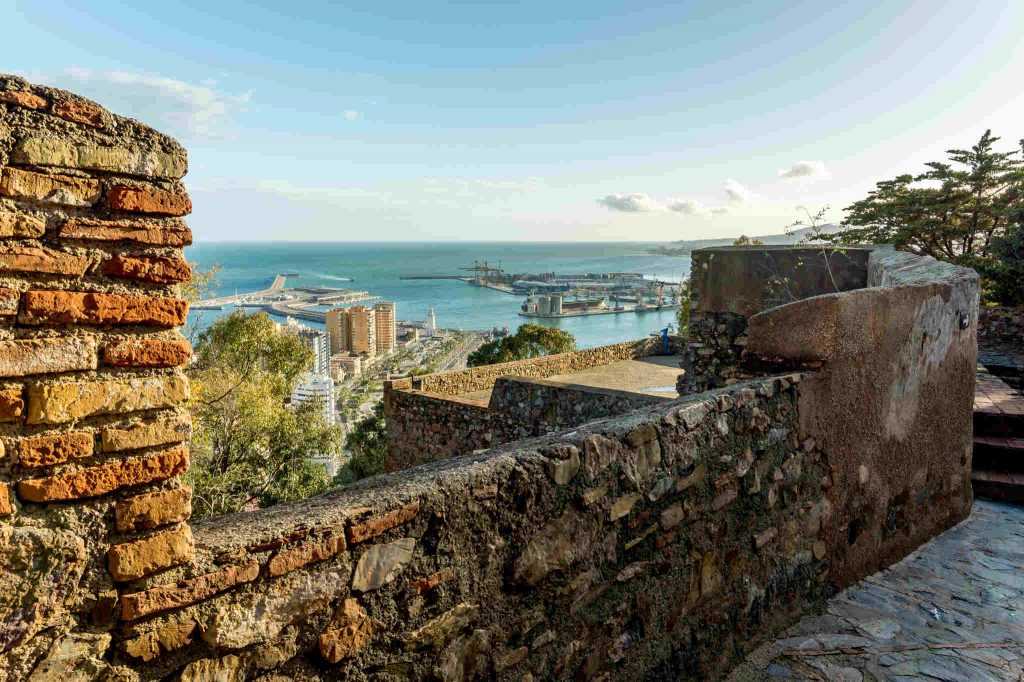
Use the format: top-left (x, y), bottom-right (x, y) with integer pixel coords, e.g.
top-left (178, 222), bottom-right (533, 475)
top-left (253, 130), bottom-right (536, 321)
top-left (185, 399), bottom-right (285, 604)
top-left (971, 469), bottom-right (1024, 504)
top-left (973, 435), bottom-right (1024, 472)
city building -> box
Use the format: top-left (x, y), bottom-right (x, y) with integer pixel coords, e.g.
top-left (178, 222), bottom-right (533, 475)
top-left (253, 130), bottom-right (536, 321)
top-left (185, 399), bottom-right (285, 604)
top-left (424, 306), bottom-right (438, 337)
top-left (374, 301), bottom-right (396, 354)
top-left (325, 307), bottom-right (351, 355)
top-left (297, 326), bottom-right (330, 376)
top-left (331, 352), bottom-right (363, 380)
top-left (348, 305), bottom-right (377, 356)
top-left (290, 373), bottom-right (336, 426)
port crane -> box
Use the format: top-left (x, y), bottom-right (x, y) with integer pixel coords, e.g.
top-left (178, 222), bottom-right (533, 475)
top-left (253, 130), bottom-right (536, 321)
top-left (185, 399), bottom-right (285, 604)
top-left (461, 260), bottom-right (505, 283)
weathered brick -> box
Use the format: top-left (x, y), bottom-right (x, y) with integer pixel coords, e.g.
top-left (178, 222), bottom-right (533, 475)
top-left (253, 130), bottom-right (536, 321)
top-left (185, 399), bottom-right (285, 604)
top-left (268, 534), bottom-right (346, 577)
top-left (0, 167), bottom-right (101, 207)
top-left (17, 445), bottom-right (189, 502)
top-left (17, 431), bottom-right (94, 468)
top-left (120, 562), bottom-right (259, 621)
top-left (0, 245), bottom-right (90, 276)
top-left (0, 385), bottom-right (24, 422)
top-left (347, 501), bottom-right (421, 544)
top-left (52, 98), bottom-right (106, 127)
top-left (103, 338), bottom-right (191, 368)
top-left (319, 599), bottom-right (372, 663)
top-left (107, 524), bottom-right (194, 582)
top-left (0, 90), bottom-right (47, 110)
top-left (0, 336), bottom-right (97, 377)
top-left (0, 288), bottom-right (19, 318)
top-left (26, 373), bottom-right (189, 424)
top-left (106, 185), bottom-right (191, 216)
top-left (0, 211), bottom-right (46, 238)
top-left (60, 217), bottom-right (192, 246)
top-left (116, 487), bottom-right (192, 532)
top-left (0, 482), bottom-right (12, 515)
top-left (19, 290), bottom-right (188, 327)
top-left (123, 620), bottom-right (197, 660)
top-left (12, 136), bottom-right (186, 178)
top-left (103, 254), bottom-right (191, 284)
top-left (101, 414), bottom-right (191, 453)
top-left (411, 568), bottom-right (455, 594)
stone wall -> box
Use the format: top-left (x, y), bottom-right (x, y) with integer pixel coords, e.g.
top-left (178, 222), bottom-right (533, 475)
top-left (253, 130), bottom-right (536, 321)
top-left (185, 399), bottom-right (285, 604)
top-left (384, 376), bottom-right (667, 471)
top-left (0, 75), bottom-right (194, 680)
top-left (978, 305), bottom-right (1024, 385)
top-left (138, 374), bottom-right (839, 681)
top-left (406, 337), bottom-right (666, 396)
top-left (106, 363), bottom-right (967, 682)
top-left (978, 305), bottom-right (1024, 348)
top-left (679, 246), bottom-right (872, 394)
top-left (744, 247), bottom-right (978, 583)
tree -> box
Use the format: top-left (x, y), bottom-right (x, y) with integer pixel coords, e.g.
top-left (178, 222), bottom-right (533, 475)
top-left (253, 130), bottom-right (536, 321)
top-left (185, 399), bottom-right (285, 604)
top-left (187, 311), bottom-right (343, 518)
top-left (676, 278), bottom-right (692, 336)
top-left (822, 131), bottom-right (1024, 284)
top-left (733, 235), bottom-right (764, 246)
top-left (984, 217), bottom-right (1024, 305)
top-left (334, 401), bottom-right (389, 485)
top-left (467, 324), bottom-right (576, 367)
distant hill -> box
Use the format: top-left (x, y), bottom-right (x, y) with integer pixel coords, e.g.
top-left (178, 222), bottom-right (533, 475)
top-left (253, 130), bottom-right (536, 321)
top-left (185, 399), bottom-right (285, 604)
top-left (649, 224), bottom-right (841, 255)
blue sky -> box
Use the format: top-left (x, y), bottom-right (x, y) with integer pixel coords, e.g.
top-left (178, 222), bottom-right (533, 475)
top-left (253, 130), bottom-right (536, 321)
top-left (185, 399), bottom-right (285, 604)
top-left (4, 0), bottom-right (1024, 241)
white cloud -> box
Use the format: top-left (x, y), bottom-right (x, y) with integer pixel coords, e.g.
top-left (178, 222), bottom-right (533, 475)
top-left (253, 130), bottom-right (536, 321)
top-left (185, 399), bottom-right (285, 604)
top-left (56, 67), bottom-right (250, 137)
top-left (711, 207), bottom-right (730, 215)
top-left (343, 109), bottom-right (361, 121)
top-left (779, 160), bottom-right (829, 180)
top-left (597, 193), bottom-right (663, 213)
top-left (667, 198), bottom-right (711, 217)
top-left (724, 179), bottom-right (754, 203)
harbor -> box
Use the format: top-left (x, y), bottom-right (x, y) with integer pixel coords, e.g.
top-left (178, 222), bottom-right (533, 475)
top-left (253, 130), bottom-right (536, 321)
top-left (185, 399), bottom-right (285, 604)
top-left (192, 274), bottom-right (379, 323)
top-left (404, 260), bottom-right (682, 318)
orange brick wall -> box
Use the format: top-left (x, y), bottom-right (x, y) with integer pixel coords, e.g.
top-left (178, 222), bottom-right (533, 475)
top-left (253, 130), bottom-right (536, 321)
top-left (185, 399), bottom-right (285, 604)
top-left (0, 73), bottom-right (194, 677)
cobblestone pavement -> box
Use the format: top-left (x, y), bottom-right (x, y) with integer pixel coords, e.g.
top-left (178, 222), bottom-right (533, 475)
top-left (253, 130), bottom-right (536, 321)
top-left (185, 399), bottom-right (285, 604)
top-left (729, 500), bottom-right (1024, 681)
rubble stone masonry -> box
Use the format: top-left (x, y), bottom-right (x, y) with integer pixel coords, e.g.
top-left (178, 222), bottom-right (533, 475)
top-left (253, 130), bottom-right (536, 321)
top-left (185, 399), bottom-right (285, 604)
top-left (0, 76), bottom-right (981, 681)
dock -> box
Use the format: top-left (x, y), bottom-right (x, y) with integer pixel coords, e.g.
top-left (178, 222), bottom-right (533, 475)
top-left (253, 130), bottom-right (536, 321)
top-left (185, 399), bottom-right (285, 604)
top-left (520, 303), bottom-right (679, 319)
top-left (192, 274), bottom-right (379, 320)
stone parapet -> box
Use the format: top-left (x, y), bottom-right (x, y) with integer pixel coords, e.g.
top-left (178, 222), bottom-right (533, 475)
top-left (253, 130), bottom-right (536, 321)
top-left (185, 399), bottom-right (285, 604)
top-left (407, 336), bottom-right (665, 396)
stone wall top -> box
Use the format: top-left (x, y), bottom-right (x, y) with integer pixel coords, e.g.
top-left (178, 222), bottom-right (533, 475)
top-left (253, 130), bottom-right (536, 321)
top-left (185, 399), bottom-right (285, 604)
top-left (1, 74), bottom-right (187, 180)
top-left (690, 245), bottom-right (873, 317)
top-left (394, 336), bottom-right (664, 397)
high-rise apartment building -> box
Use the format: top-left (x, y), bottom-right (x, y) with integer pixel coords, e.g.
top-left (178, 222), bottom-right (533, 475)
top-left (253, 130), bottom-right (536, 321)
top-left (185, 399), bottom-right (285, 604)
top-left (297, 327), bottom-right (330, 376)
top-left (348, 305), bottom-right (376, 356)
top-left (373, 302), bottom-right (396, 354)
top-left (325, 307), bottom-right (350, 355)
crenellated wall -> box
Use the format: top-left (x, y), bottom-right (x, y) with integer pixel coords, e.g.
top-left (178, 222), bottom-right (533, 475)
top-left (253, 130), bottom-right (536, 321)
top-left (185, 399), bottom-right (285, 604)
top-left (0, 74), bottom-right (194, 681)
top-left (678, 246), bottom-right (873, 393)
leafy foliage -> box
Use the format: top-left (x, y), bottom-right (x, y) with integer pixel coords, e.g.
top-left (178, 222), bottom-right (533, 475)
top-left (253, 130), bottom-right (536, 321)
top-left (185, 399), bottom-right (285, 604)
top-left (187, 311), bottom-right (343, 518)
top-left (733, 235), bottom-right (765, 245)
top-left (983, 218), bottom-right (1024, 305)
top-left (676, 277), bottom-right (692, 336)
top-left (819, 131), bottom-right (1024, 302)
top-left (467, 324), bottom-right (576, 367)
top-left (333, 401), bottom-right (389, 485)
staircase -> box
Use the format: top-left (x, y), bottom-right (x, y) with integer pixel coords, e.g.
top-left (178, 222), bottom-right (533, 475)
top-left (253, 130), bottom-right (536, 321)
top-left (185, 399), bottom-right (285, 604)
top-left (972, 367), bottom-right (1024, 502)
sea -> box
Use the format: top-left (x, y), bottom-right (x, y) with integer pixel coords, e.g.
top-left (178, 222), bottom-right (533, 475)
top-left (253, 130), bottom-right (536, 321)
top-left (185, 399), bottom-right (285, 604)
top-left (184, 242), bottom-right (692, 349)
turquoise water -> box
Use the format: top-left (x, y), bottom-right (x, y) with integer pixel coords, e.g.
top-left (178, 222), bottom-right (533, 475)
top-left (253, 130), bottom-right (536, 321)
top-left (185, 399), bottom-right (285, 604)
top-left (185, 242), bottom-right (691, 349)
